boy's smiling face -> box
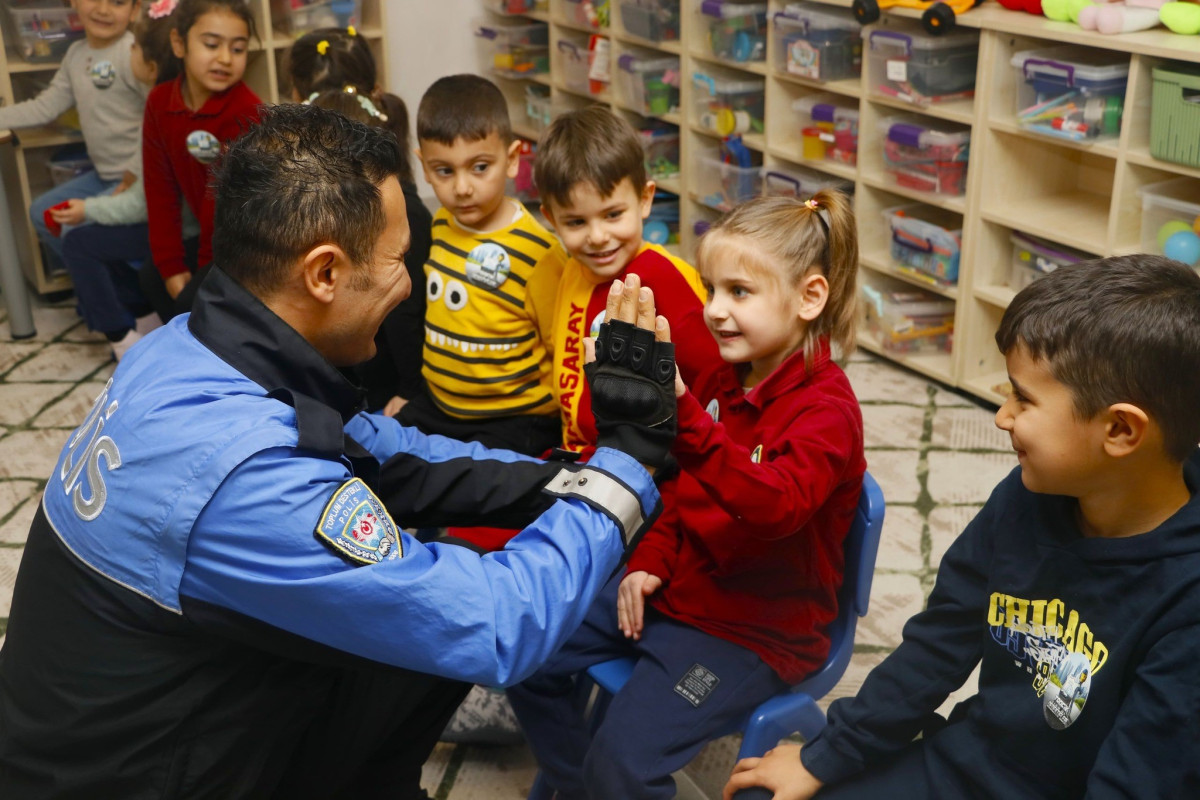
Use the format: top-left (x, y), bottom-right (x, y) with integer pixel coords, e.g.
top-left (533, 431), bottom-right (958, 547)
top-left (994, 343), bottom-right (1108, 497)
top-left (542, 177), bottom-right (655, 282)
top-left (72, 0), bottom-right (137, 49)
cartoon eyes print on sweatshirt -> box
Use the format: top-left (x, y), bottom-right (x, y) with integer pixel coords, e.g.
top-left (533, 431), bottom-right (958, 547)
top-left (987, 591), bottom-right (1108, 730)
top-left (425, 243), bottom-right (527, 355)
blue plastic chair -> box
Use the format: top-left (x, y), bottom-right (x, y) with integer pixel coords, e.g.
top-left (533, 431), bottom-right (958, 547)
top-left (527, 471), bottom-right (885, 800)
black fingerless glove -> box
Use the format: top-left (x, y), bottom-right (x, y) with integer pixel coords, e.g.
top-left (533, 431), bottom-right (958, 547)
top-left (584, 319), bottom-right (677, 469)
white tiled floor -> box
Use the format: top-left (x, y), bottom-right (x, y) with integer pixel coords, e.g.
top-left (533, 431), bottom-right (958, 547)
top-left (0, 295), bottom-right (1015, 799)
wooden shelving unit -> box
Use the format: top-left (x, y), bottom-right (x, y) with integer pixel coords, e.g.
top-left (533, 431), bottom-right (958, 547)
top-left (482, 1), bottom-right (1200, 406)
top-left (0, 0), bottom-right (389, 295)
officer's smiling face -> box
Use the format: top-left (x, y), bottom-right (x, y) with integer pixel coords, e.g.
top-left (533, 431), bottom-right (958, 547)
top-left (325, 176), bottom-right (412, 366)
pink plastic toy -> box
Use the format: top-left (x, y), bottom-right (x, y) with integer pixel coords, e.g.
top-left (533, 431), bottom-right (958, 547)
top-left (1077, 0), bottom-right (1167, 33)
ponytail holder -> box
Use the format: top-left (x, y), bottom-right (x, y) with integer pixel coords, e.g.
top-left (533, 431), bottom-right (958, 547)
top-left (316, 40), bottom-right (330, 55)
top-left (347, 25), bottom-right (357, 36)
top-left (806, 195), bottom-right (832, 235)
top-left (804, 198), bottom-right (819, 211)
top-left (148, 0), bottom-right (178, 19)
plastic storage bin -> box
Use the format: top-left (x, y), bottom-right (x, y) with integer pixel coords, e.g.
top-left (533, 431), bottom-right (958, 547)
top-left (1011, 47), bottom-right (1128, 141)
top-left (861, 281), bottom-right (954, 354)
top-left (47, 145), bottom-right (92, 186)
top-left (484, 0), bottom-right (542, 13)
top-left (640, 124), bottom-right (681, 179)
top-left (7, 2), bottom-right (85, 63)
top-left (645, 193), bottom-right (680, 245)
top-left (475, 18), bottom-right (550, 78)
top-left (524, 85), bottom-right (553, 132)
top-left (692, 72), bottom-right (764, 135)
top-left (885, 205), bottom-right (962, 286)
top-left (619, 0), bottom-right (680, 41)
top-left (617, 53), bottom-right (680, 115)
top-left (698, 0), bottom-right (767, 63)
top-left (1008, 232), bottom-right (1089, 291)
top-left (275, 0), bottom-right (361, 37)
top-left (694, 143), bottom-right (761, 212)
top-left (511, 141), bottom-right (539, 204)
top-left (773, 3), bottom-right (861, 82)
top-left (793, 94), bottom-right (859, 165)
top-left (868, 26), bottom-right (978, 106)
top-left (564, 0), bottom-right (609, 27)
top-left (1150, 64), bottom-right (1200, 169)
top-left (557, 39), bottom-right (590, 92)
top-left (880, 117), bottom-right (970, 196)
top-left (1138, 178), bottom-right (1200, 268)
top-left (762, 164), bottom-right (849, 200)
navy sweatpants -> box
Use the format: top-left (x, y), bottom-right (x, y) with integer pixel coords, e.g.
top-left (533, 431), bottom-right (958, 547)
top-left (508, 575), bottom-right (787, 800)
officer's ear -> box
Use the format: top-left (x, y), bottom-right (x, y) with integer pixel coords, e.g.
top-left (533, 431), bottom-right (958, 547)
top-left (300, 244), bottom-right (353, 305)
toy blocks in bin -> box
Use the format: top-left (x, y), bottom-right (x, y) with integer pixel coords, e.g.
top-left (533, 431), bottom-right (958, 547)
top-left (1009, 232), bottom-right (1089, 292)
top-left (694, 141), bottom-right (761, 212)
top-left (273, 0), bottom-right (361, 37)
top-left (6, 1), bottom-right (85, 63)
top-left (645, 192), bottom-right (680, 245)
top-left (640, 123), bottom-right (681, 179)
top-left (773, 3), bottom-right (861, 82)
top-left (762, 164), bottom-right (850, 201)
top-left (861, 279), bottom-right (954, 354)
top-left (1012, 47), bottom-right (1128, 143)
top-left (698, 0), bottom-right (767, 63)
top-left (1151, 64), bottom-right (1200, 170)
top-left (1138, 178), bottom-right (1200, 269)
top-left (885, 205), bottom-right (961, 286)
top-left (564, 0), bottom-right (610, 28)
top-left (868, 25), bottom-right (977, 106)
top-left (475, 18), bottom-right (550, 79)
top-left (47, 144), bottom-right (92, 186)
top-left (793, 94), bottom-right (859, 165)
top-left (692, 72), bottom-right (765, 136)
top-left (880, 117), bottom-right (970, 196)
top-left (619, 0), bottom-right (680, 41)
top-left (617, 53), bottom-right (680, 115)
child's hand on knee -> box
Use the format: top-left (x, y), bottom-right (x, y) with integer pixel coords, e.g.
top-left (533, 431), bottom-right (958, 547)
top-left (617, 570), bottom-right (662, 640)
top-left (50, 199), bottom-right (86, 227)
top-left (723, 744), bottom-right (823, 800)
top-left (165, 272), bottom-right (192, 300)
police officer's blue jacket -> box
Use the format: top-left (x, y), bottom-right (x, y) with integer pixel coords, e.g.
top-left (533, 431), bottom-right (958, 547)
top-left (0, 267), bottom-right (659, 798)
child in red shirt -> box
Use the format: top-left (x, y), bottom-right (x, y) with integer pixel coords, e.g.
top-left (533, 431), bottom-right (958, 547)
top-left (508, 190), bottom-right (866, 800)
top-left (141, 0), bottom-right (261, 318)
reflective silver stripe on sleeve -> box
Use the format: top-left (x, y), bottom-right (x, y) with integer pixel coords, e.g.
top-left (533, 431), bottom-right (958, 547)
top-left (543, 467), bottom-right (644, 546)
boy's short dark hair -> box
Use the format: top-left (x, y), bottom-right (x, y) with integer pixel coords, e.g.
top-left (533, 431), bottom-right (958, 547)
top-left (416, 74), bottom-right (512, 146)
top-left (534, 106), bottom-right (646, 208)
top-left (996, 254), bottom-right (1200, 462)
top-left (212, 103), bottom-right (402, 296)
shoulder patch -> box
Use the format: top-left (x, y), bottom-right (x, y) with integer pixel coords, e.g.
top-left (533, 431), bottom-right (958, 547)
top-left (315, 478), bottom-right (402, 565)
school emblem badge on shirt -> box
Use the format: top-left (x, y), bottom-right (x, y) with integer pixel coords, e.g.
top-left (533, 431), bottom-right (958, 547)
top-left (465, 242), bottom-right (511, 289)
top-left (89, 60), bottom-right (116, 89)
top-left (315, 478), bottom-right (402, 565)
top-left (186, 130), bottom-right (221, 164)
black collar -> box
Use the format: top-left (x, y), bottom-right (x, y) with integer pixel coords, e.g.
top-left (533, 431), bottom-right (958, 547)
top-left (188, 267), bottom-right (366, 458)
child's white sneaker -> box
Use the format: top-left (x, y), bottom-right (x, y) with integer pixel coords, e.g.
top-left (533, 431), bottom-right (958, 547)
top-left (110, 328), bottom-right (143, 361)
top-left (135, 312), bottom-right (163, 336)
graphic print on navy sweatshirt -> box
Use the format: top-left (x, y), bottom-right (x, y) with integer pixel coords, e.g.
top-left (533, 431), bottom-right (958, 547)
top-left (987, 591), bottom-right (1108, 730)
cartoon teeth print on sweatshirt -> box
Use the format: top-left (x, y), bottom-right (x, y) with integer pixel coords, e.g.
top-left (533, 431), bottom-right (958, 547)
top-left (987, 592), bottom-right (1108, 730)
top-left (420, 210), bottom-right (558, 419)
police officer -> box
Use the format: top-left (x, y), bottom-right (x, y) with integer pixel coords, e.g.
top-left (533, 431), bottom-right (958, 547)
top-left (0, 104), bottom-right (678, 799)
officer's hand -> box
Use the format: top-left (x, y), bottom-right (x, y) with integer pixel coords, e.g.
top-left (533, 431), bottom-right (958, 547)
top-left (584, 275), bottom-right (677, 470)
top-left (617, 570), bottom-right (662, 640)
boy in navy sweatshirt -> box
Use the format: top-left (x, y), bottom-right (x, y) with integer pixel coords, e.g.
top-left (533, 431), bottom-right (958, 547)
top-left (724, 254), bottom-right (1200, 800)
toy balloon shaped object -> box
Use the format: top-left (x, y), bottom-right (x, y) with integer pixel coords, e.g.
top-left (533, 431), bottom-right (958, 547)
top-left (1163, 229), bottom-right (1200, 267)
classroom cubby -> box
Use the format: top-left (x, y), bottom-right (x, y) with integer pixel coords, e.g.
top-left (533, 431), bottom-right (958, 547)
top-left (0, 0), bottom-right (391, 294)
top-left (476, 0), bottom-right (1200, 406)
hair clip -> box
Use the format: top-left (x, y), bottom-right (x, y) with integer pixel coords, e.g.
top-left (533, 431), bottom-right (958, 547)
top-left (148, 0), bottom-right (178, 19)
top-left (316, 40), bottom-right (330, 55)
top-left (347, 25), bottom-right (357, 37)
top-left (804, 198), bottom-right (820, 211)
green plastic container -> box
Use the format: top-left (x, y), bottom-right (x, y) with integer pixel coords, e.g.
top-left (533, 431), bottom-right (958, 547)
top-left (1151, 64), bottom-right (1200, 170)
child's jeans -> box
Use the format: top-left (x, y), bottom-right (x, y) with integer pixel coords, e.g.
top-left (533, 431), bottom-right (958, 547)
top-left (507, 575), bottom-right (788, 800)
top-left (61, 223), bottom-right (152, 335)
top-left (29, 171), bottom-right (123, 272)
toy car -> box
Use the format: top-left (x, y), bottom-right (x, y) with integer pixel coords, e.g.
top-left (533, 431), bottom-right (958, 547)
top-left (852, 0), bottom-right (983, 35)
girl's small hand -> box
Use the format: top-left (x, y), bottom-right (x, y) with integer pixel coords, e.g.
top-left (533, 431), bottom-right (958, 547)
top-left (164, 272), bottom-right (192, 300)
top-left (382, 395), bottom-right (407, 417)
top-left (616, 570), bottom-right (662, 640)
top-left (111, 171), bottom-right (137, 196)
top-left (50, 199), bottom-right (86, 227)
top-left (582, 278), bottom-right (684, 402)
top-left (722, 745), bottom-right (823, 800)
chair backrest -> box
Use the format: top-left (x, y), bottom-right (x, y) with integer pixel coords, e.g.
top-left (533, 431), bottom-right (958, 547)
top-left (788, 470), bottom-right (885, 701)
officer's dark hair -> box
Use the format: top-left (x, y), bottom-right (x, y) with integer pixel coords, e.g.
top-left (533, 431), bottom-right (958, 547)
top-left (212, 103), bottom-right (402, 295)
top-left (416, 74), bottom-right (512, 146)
top-left (996, 254), bottom-right (1200, 462)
